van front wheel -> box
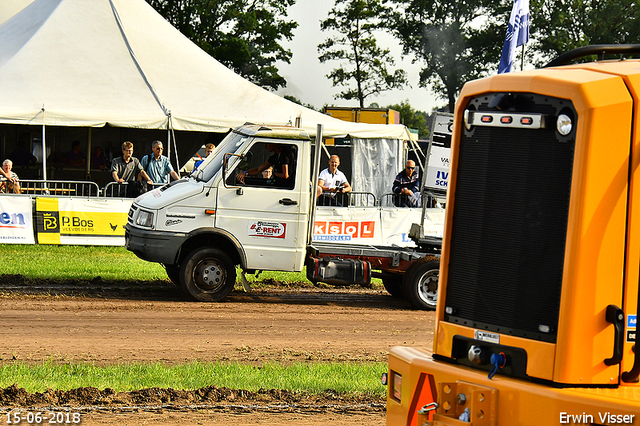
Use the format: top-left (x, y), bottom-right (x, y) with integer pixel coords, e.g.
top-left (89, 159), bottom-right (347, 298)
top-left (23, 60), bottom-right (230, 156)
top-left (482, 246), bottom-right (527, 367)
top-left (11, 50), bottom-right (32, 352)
top-left (163, 264), bottom-right (181, 286)
top-left (180, 248), bottom-right (236, 302)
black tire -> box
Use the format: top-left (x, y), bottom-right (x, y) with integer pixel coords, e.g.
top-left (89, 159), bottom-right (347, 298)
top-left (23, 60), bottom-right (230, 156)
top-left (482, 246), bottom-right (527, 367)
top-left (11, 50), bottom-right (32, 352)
top-left (382, 276), bottom-right (404, 298)
top-left (402, 257), bottom-right (439, 310)
top-left (163, 264), bottom-right (181, 286)
top-left (180, 248), bottom-right (236, 302)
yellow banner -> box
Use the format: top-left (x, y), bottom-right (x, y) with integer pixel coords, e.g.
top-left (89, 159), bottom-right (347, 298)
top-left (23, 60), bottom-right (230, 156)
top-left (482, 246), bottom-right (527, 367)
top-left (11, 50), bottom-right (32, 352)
top-left (36, 198), bottom-right (132, 245)
top-left (36, 198), bottom-right (61, 244)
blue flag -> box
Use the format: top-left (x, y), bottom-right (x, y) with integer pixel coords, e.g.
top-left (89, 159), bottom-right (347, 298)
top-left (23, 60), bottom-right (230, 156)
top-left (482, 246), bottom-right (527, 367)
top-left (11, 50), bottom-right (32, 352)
top-left (498, 0), bottom-right (530, 74)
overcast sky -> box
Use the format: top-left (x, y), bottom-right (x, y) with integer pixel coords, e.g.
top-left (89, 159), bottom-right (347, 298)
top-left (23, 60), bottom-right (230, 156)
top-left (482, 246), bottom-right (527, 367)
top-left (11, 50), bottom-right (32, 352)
top-left (275, 0), bottom-right (443, 113)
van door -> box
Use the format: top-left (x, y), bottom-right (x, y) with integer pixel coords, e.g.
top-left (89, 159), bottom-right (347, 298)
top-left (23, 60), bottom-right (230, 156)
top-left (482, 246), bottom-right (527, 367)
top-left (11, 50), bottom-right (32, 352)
top-left (215, 139), bottom-right (306, 271)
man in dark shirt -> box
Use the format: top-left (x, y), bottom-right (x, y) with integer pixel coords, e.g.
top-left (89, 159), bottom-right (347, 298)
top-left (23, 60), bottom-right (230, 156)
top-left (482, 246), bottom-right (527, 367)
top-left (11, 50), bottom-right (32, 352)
top-left (111, 141), bottom-right (152, 197)
top-left (392, 160), bottom-right (420, 207)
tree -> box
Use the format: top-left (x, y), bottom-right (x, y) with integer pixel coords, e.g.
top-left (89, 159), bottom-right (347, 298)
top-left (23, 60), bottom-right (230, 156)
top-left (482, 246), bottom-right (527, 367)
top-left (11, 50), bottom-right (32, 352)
top-left (390, 0), bottom-right (508, 112)
top-left (318, 0), bottom-right (408, 108)
top-left (284, 95), bottom-right (318, 111)
top-left (531, 0), bottom-right (640, 66)
top-left (146, 0), bottom-right (298, 91)
top-left (386, 101), bottom-right (430, 139)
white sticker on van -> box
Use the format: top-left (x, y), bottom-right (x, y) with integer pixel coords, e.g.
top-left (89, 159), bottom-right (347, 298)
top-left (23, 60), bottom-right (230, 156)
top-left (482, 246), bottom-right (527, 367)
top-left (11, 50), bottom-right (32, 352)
top-left (248, 221), bottom-right (286, 238)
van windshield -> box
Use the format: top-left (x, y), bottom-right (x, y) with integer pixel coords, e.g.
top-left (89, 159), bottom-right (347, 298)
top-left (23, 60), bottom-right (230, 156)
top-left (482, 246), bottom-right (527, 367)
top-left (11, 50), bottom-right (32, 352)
top-left (192, 131), bottom-right (250, 182)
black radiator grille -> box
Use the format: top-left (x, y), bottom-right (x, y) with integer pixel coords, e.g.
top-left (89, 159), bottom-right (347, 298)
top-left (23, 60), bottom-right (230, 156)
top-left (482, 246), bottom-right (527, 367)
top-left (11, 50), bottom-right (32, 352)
top-left (444, 93), bottom-right (576, 343)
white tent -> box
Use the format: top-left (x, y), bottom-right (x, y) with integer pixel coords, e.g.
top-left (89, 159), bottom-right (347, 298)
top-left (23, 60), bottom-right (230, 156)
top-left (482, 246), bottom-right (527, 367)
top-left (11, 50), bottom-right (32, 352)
top-left (0, 0), bottom-right (35, 25)
top-left (0, 0), bottom-right (413, 141)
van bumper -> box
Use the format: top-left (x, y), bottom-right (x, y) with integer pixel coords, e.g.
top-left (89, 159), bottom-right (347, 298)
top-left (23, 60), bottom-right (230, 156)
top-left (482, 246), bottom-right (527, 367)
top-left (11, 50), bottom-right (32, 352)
top-left (125, 224), bottom-right (185, 265)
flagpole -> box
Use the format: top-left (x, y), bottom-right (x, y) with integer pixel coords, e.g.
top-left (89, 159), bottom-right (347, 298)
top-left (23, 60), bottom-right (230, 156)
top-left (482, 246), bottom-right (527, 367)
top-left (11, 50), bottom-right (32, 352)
top-left (521, 45), bottom-right (525, 71)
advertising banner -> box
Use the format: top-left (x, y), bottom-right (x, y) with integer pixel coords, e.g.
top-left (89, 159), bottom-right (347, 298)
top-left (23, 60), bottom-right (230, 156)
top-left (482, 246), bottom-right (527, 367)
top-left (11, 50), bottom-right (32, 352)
top-left (0, 196), bottom-right (35, 244)
top-left (423, 145), bottom-right (451, 191)
top-left (424, 113), bottom-right (453, 191)
top-left (380, 207), bottom-right (445, 247)
top-left (36, 197), bottom-right (133, 245)
top-left (313, 208), bottom-right (381, 245)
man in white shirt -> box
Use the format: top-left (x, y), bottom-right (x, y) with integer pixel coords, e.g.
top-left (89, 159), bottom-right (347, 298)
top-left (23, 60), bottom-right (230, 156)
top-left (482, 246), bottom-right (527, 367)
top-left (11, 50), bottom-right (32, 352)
top-left (317, 155), bottom-right (351, 206)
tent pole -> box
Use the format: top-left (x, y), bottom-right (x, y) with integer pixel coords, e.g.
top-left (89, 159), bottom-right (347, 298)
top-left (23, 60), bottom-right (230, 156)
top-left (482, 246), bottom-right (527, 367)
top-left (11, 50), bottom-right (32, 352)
top-left (41, 108), bottom-right (47, 182)
top-left (86, 127), bottom-right (92, 179)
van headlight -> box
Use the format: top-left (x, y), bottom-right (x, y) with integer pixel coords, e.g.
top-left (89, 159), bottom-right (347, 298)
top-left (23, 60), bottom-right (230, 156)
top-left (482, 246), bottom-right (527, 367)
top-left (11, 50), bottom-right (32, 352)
top-left (136, 210), bottom-right (154, 228)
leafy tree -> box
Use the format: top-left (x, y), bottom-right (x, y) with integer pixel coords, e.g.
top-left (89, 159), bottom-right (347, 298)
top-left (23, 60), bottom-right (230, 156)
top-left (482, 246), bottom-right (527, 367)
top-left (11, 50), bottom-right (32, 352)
top-left (531, 0), bottom-right (640, 65)
top-left (386, 101), bottom-right (430, 139)
top-left (284, 95), bottom-right (318, 111)
top-left (318, 0), bottom-right (408, 108)
top-left (390, 0), bottom-right (509, 112)
top-left (146, 0), bottom-right (298, 90)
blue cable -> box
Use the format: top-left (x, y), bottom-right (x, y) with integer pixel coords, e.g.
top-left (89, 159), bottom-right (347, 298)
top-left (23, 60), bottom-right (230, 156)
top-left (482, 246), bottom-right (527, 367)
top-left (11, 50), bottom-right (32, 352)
top-left (488, 352), bottom-right (506, 379)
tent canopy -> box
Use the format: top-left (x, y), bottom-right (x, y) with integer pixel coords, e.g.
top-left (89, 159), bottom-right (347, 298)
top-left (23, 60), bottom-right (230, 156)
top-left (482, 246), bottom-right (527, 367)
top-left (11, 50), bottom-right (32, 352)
top-left (0, 0), bottom-right (414, 141)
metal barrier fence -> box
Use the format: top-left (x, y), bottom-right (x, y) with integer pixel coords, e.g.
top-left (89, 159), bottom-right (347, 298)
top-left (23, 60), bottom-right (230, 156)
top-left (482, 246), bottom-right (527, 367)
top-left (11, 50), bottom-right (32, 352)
top-left (102, 181), bottom-right (164, 197)
top-left (347, 191), bottom-right (376, 207)
top-left (1, 179), bottom-right (443, 207)
top-left (379, 192), bottom-right (445, 208)
top-left (2, 179), bottom-right (101, 197)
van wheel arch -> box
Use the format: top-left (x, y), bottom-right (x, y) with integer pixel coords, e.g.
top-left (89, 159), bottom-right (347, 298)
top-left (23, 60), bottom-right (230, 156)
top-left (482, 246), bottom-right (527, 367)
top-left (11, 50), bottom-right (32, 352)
top-left (176, 230), bottom-right (246, 269)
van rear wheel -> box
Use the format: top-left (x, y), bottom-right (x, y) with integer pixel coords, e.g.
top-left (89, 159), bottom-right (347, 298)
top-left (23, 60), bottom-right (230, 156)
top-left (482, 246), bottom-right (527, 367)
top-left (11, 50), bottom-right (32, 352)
top-left (402, 257), bottom-right (439, 310)
top-left (180, 248), bottom-right (236, 302)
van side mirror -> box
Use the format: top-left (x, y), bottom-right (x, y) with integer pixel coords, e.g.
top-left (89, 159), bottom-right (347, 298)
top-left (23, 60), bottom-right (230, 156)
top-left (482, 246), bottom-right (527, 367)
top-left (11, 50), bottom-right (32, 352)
top-left (223, 152), bottom-right (252, 188)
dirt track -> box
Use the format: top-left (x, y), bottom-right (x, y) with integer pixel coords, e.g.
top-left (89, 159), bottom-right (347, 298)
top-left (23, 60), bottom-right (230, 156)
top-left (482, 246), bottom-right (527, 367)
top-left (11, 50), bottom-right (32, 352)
top-left (0, 278), bottom-right (435, 425)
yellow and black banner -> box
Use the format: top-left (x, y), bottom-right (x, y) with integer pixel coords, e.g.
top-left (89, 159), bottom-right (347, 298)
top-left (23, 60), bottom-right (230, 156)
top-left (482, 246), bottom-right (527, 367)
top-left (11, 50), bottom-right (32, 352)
top-left (36, 198), bottom-right (132, 245)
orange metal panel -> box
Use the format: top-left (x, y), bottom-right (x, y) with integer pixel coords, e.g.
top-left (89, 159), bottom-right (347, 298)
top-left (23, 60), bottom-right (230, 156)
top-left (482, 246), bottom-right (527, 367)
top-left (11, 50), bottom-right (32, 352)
top-left (388, 347), bottom-right (640, 426)
top-left (436, 67), bottom-right (633, 385)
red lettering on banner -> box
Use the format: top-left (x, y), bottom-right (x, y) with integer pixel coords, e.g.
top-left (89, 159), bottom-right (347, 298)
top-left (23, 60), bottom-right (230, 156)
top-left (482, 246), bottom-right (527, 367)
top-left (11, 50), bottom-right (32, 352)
top-left (314, 222), bottom-right (326, 234)
top-left (344, 222), bottom-right (359, 238)
top-left (328, 222), bottom-right (343, 234)
top-left (360, 221), bottom-right (375, 238)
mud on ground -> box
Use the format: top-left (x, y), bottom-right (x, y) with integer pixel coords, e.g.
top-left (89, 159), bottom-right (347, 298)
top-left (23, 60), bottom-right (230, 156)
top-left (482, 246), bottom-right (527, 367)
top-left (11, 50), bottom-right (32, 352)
top-left (0, 274), bottom-right (434, 425)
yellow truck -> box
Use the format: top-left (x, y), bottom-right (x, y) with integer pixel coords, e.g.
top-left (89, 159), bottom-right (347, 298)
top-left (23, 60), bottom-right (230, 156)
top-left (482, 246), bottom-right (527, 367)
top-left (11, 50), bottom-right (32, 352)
top-left (386, 45), bottom-right (640, 425)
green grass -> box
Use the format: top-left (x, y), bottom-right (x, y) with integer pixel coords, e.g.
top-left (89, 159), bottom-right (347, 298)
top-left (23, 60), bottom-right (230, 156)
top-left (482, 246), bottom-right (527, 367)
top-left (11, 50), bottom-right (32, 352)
top-left (0, 245), bottom-right (166, 281)
top-left (0, 361), bottom-right (387, 396)
top-left (0, 244), bottom-right (381, 288)
top-left (0, 245), bottom-right (311, 283)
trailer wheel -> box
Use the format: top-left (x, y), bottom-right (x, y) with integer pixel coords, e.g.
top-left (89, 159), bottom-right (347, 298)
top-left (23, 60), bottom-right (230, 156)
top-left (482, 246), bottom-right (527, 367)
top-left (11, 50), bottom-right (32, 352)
top-left (382, 277), bottom-right (404, 298)
top-left (180, 248), bottom-right (236, 302)
top-left (402, 258), bottom-right (439, 310)
top-left (163, 264), bottom-right (181, 286)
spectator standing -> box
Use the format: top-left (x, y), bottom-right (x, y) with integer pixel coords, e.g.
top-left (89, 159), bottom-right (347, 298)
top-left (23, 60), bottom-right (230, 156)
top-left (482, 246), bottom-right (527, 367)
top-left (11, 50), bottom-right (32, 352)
top-left (0, 159), bottom-right (20, 193)
top-left (65, 140), bottom-right (86, 167)
top-left (317, 155), bottom-right (351, 206)
top-left (111, 141), bottom-right (152, 197)
top-left (194, 142), bottom-right (216, 169)
top-left (392, 160), bottom-right (420, 207)
top-left (140, 140), bottom-right (180, 185)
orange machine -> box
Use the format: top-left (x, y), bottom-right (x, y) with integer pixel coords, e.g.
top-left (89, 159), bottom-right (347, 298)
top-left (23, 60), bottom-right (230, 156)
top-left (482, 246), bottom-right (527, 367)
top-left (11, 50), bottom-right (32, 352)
top-left (386, 45), bottom-right (640, 425)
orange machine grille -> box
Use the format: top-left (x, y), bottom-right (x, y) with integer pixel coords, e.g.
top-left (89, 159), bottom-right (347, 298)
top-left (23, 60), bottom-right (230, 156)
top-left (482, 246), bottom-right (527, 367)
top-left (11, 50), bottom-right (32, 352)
top-left (444, 93), bottom-right (576, 343)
